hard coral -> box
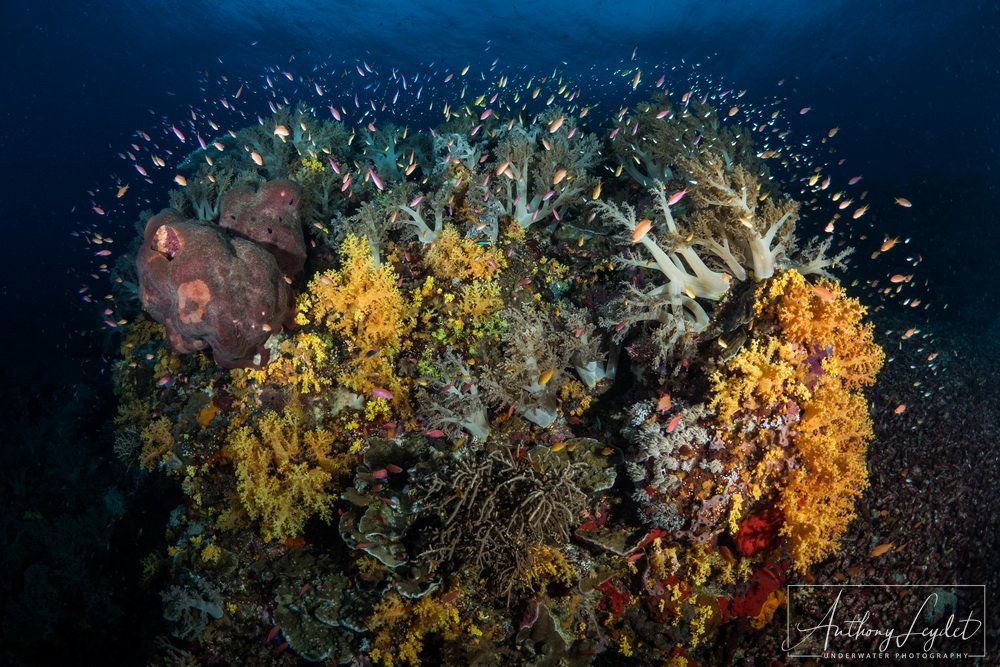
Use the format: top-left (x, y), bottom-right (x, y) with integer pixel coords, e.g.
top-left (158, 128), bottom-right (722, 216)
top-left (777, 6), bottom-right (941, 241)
top-left (136, 210), bottom-right (292, 368)
top-left (417, 447), bottom-right (588, 599)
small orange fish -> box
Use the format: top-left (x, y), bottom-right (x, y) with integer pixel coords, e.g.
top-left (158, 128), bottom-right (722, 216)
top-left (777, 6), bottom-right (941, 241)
top-left (894, 404), bottom-right (907, 414)
top-left (812, 285), bottom-right (836, 302)
top-left (550, 440), bottom-right (567, 452)
top-left (880, 237), bottom-right (899, 252)
top-left (552, 168), bottom-right (568, 185)
top-left (656, 393), bottom-right (672, 413)
top-left (666, 412), bottom-right (683, 433)
top-left (538, 368), bottom-right (555, 385)
top-left (251, 151), bottom-right (264, 166)
top-left (852, 204), bottom-right (869, 219)
top-left (116, 184), bottom-right (129, 199)
top-left (893, 197), bottom-right (912, 207)
top-left (548, 115), bottom-right (565, 133)
top-left (631, 218), bottom-right (653, 243)
top-left (870, 542), bottom-right (894, 557)
top-left (889, 274), bottom-right (909, 284)
top-left (901, 327), bottom-right (918, 340)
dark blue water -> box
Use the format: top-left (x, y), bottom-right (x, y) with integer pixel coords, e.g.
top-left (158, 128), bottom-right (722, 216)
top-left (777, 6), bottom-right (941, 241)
top-left (2, 1), bottom-right (997, 389)
top-left (1, 1), bottom-right (997, 663)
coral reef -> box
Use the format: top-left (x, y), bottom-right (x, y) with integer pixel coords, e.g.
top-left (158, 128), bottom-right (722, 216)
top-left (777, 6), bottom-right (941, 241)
top-left (113, 79), bottom-right (886, 665)
top-left (710, 269), bottom-right (884, 570)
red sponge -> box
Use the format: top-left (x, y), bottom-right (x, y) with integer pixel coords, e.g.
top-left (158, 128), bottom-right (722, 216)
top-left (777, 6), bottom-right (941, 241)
top-left (137, 209), bottom-right (293, 368)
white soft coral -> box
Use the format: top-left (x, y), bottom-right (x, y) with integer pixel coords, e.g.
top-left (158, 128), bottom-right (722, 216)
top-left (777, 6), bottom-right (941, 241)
top-left (594, 183), bottom-right (733, 338)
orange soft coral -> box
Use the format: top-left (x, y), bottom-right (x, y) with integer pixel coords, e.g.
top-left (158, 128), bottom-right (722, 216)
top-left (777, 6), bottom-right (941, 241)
top-left (709, 269), bottom-right (884, 570)
top-left (779, 379), bottom-right (874, 569)
top-left (754, 269), bottom-right (883, 389)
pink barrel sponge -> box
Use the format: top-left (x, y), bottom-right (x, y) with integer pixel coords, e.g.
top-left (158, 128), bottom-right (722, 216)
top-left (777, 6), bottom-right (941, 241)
top-left (219, 180), bottom-right (306, 278)
top-left (137, 209), bottom-right (293, 368)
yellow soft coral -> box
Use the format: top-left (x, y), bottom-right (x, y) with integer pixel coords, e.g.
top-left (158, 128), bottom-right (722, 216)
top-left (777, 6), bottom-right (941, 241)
top-left (299, 234), bottom-right (414, 408)
top-left (425, 225), bottom-right (505, 281)
top-left (520, 544), bottom-right (577, 594)
top-left (229, 405), bottom-right (346, 541)
top-left (241, 332), bottom-right (333, 395)
top-left (709, 337), bottom-right (809, 422)
top-left (367, 591), bottom-right (462, 667)
top-left (456, 279), bottom-right (504, 321)
top-left (303, 234), bottom-right (412, 352)
top-left (139, 417), bottom-right (175, 472)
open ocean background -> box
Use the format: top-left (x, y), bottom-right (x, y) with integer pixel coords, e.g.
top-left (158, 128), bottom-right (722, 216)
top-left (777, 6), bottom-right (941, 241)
top-left (0, 1), bottom-right (997, 663)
